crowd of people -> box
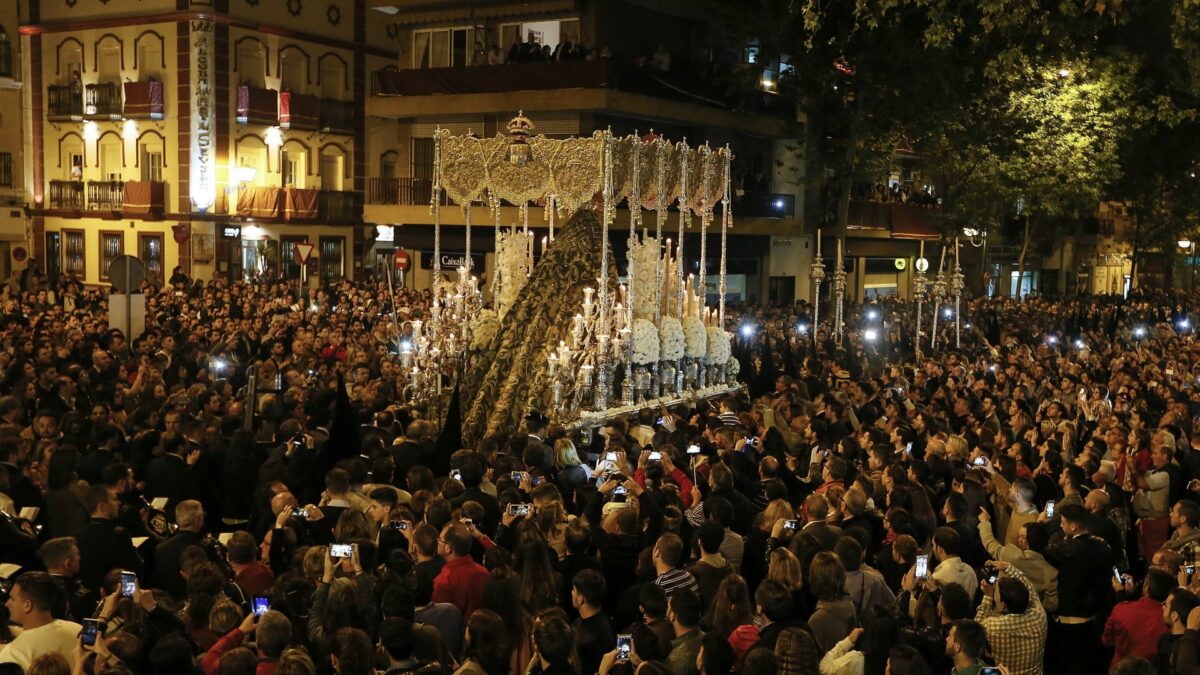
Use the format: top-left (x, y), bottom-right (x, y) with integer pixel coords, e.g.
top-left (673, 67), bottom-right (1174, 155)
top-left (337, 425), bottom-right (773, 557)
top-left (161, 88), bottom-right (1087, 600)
top-left (3, 266), bottom-right (1200, 675)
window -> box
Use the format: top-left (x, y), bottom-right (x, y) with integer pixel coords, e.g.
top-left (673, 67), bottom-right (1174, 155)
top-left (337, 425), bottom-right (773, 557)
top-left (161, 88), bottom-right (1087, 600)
top-left (237, 41), bottom-right (266, 88)
top-left (320, 152), bottom-right (342, 190)
top-left (412, 27), bottom-right (473, 68)
top-left (137, 40), bottom-right (162, 81)
top-left (319, 59), bottom-right (345, 99)
top-left (280, 51), bottom-right (306, 93)
top-left (141, 148), bottom-right (163, 182)
top-left (282, 151), bottom-right (303, 188)
top-left (99, 231), bottom-right (123, 281)
top-left (319, 236), bottom-right (344, 282)
top-left (0, 152), bottom-right (11, 187)
top-left (63, 229), bottom-right (85, 277)
top-left (98, 44), bottom-right (121, 83)
top-left (139, 232), bottom-right (163, 284)
top-left (45, 232), bottom-right (61, 279)
top-left (411, 138), bottom-right (434, 181)
top-left (281, 235), bottom-right (307, 280)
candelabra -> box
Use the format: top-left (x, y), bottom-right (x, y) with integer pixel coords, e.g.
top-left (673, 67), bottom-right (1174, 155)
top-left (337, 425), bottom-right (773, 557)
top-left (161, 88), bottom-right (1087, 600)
top-left (832, 260), bottom-right (847, 344)
top-left (930, 268), bottom-right (947, 350)
top-left (952, 260), bottom-right (965, 348)
top-left (913, 265), bottom-right (928, 360)
top-left (809, 255), bottom-right (826, 347)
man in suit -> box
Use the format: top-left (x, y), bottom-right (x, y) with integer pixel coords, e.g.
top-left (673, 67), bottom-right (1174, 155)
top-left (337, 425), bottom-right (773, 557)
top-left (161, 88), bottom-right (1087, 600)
top-left (143, 435), bottom-right (200, 517)
top-left (153, 499), bottom-right (205, 601)
top-left (789, 493), bottom-right (843, 573)
top-left (1044, 504), bottom-right (1114, 675)
top-left (73, 485), bottom-right (142, 589)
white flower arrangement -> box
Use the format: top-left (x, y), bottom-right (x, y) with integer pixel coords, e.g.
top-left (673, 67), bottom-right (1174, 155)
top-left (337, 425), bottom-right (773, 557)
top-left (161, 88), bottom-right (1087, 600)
top-left (469, 309), bottom-right (499, 350)
top-left (628, 236), bottom-right (661, 320)
top-left (683, 316), bottom-right (707, 358)
top-left (726, 357), bottom-right (740, 379)
top-left (659, 316), bottom-right (685, 361)
top-left (705, 326), bottom-right (731, 365)
top-left (632, 319), bottom-right (661, 365)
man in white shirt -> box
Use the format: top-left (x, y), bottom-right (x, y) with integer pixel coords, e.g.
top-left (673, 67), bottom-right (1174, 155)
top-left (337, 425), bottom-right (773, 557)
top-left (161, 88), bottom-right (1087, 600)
top-left (0, 571), bottom-right (83, 669)
top-left (931, 526), bottom-right (978, 596)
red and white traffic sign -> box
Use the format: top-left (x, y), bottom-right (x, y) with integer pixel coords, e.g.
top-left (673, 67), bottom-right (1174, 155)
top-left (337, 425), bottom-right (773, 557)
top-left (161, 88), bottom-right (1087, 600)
top-left (294, 242), bottom-right (315, 264)
top-left (394, 249), bottom-right (410, 272)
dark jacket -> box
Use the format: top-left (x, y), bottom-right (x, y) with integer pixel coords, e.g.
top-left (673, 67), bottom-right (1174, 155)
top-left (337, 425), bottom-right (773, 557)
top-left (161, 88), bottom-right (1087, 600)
top-left (789, 521), bottom-right (844, 573)
top-left (73, 517), bottom-right (143, 589)
top-left (154, 529), bottom-right (204, 600)
top-left (1045, 531), bottom-right (1113, 618)
top-left (143, 453), bottom-right (198, 516)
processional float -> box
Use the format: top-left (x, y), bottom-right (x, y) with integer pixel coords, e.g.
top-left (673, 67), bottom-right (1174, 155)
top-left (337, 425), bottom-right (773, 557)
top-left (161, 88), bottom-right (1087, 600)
top-left (396, 114), bottom-right (742, 443)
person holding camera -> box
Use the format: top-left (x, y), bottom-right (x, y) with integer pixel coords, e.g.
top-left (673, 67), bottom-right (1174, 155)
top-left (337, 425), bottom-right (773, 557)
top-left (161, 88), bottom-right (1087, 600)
top-left (974, 562), bottom-right (1046, 675)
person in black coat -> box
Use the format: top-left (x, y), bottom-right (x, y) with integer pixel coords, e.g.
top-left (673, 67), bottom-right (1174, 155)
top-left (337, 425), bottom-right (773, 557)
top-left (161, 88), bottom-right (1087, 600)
top-left (152, 499), bottom-right (205, 601)
top-left (789, 493), bottom-right (844, 573)
top-left (1044, 504), bottom-right (1114, 675)
top-left (73, 485), bottom-right (143, 589)
top-left (143, 436), bottom-right (200, 518)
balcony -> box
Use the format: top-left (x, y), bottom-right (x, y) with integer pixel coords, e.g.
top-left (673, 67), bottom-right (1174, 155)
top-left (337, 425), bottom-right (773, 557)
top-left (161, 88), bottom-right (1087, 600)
top-left (48, 180), bottom-right (84, 209)
top-left (319, 190), bottom-right (362, 222)
top-left (847, 199), bottom-right (940, 240)
top-left (85, 83), bottom-right (122, 120)
top-left (372, 60), bottom-right (613, 97)
top-left (366, 177), bottom-right (441, 205)
top-left (319, 99), bottom-right (354, 135)
top-left (279, 91), bottom-right (319, 131)
top-left (123, 80), bottom-right (164, 120)
top-left (48, 85), bottom-right (83, 121)
top-left (87, 180), bottom-right (123, 210)
top-left (237, 85), bottom-right (279, 125)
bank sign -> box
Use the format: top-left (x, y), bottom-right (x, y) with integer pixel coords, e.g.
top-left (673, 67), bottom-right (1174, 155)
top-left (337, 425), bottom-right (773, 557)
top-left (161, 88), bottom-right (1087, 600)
top-left (420, 252), bottom-right (486, 272)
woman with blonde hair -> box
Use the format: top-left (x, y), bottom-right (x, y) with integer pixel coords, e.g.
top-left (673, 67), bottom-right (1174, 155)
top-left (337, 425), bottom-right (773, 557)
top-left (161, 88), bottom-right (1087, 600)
top-left (554, 438), bottom-right (590, 507)
top-left (745, 500), bottom-right (796, 590)
top-left (768, 547), bottom-right (813, 619)
top-left (702, 574), bottom-right (760, 670)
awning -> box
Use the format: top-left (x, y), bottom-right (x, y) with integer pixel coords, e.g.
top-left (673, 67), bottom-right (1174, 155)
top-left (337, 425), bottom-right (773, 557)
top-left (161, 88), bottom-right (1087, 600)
top-left (889, 204), bottom-right (940, 240)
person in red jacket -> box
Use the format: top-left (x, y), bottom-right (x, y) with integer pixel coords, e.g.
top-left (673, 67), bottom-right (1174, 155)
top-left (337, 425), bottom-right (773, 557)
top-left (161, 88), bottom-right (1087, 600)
top-left (1103, 568), bottom-right (1173, 670)
top-left (432, 522), bottom-right (489, 619)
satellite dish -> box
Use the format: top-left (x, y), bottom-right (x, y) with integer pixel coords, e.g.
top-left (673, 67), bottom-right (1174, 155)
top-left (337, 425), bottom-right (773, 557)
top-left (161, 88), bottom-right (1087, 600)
top-left (108, 255), bottom-right (147, 294)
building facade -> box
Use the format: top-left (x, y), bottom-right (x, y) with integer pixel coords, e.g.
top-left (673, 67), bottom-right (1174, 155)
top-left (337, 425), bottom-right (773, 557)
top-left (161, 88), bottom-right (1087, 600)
top-left (18, 0), bottom-right (394, 287)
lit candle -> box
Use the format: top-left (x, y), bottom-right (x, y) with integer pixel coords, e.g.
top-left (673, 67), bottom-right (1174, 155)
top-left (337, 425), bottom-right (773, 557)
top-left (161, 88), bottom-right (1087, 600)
top-left (816, 229), bottom-right (822, 258)
top-left (542, 236), bottom-right (547, 257)
top-left (919, 239), bottom-right (925, 260)
top-left (955, 236), bottom-right (960, 268)
top-left (548, 352), bottom-right (558, 376)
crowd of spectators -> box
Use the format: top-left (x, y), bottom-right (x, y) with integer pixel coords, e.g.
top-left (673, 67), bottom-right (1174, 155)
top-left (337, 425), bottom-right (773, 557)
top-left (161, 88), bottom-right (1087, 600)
top-left (4, 266), bottom-right (1200, 675)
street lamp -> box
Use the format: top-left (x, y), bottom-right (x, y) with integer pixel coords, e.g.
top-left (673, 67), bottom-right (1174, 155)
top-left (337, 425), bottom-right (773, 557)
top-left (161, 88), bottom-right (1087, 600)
top-left (1179, 239), bottom-right (1196, 292)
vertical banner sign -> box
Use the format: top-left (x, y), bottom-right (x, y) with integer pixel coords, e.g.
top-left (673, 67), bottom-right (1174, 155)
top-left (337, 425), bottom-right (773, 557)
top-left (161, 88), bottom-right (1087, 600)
top-left (190, 20), bottom-right (216, 212)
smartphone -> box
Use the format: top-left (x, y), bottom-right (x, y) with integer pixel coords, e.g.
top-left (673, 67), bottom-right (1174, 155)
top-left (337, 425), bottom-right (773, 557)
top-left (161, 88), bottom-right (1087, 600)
top-left (1188, 565), bottom-right (1196, 577)
top-left (986, 570), bottom-right (999, 585)
top-left (656, 417), bottom-right (665, 426)
top-left (451, 471), bottom-right (462, 482)
top-left (905, 442), bottom-right (913, 456)
top-left (507, 503), bottom-right (532, 517)
top-left (973, 456), bottom-right (987, 467)
top-left (253, 595), bottom-right (270, 617)
top-left (648, 451), bottom-right (662, 461)
top-left (386, 521), bottom-right (409, 531)
top-left (1045, 500), bottom-right (1056, 518)
top-left (980, 669), bottom-right (1002, 675)
top-left (511, 471), bottom-right (528, 483)
top-left (784, 519), bottom-right (800, 530)
top-left (330, 544), bottom-right (353, 559)
top-left (1113, 566), bottom-right (1123, 584)
top-left (914, 555), bottom-right (930, 580)
top-left (616, 634), bottom-right (632, 661)
top-left (605, 452), bottom-right (618, 462)
top-left (81, 618), bottom-right (100, 646)
top-left (291, 507), bottom-right (309, 519)
top-left (119, 571), bottom-right (137, 598)
top-left (462, 518), bottom-right (473, 526)
top-left (531, 476), bottom-right (545, 487)
top-left (686, 444), bottom-right (701, 455)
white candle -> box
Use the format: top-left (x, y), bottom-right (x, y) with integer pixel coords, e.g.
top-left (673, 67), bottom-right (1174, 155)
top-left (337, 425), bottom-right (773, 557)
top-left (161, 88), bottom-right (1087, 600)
top-left (816, 229), bottom-right (822, 258)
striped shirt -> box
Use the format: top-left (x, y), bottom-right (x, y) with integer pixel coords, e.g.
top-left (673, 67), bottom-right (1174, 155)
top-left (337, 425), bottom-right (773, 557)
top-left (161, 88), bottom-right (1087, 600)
top-left (719, 412), bottom-right (741, 426)
top-left (655, 569), bottom-right (700, 597)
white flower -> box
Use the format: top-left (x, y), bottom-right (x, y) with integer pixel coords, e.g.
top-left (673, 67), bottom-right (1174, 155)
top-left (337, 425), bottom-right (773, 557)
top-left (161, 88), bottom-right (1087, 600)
top-left (683, 316), bottom-right (707, 358)
top-left (727, 357), bottom-right (740, 379)
top-left (659, 316), bottom-right (685, 361)
top-left (632, 319), bottom-right (661, 365)
top-left (469, 309), bottom-right (499, 350)
top-left (705, 326), bottom-right (731, 365)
